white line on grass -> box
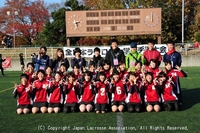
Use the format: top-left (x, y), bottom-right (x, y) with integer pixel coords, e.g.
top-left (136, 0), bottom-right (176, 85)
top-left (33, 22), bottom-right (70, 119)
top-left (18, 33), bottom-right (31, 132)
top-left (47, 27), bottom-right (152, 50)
top-left (0, 87), bottom-right (13, 93)
top-left (117, 112), bottom-right (125, 133)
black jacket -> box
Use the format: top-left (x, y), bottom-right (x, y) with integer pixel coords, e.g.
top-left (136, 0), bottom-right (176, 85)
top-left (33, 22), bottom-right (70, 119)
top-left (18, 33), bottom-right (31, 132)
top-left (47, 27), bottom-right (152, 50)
top-left (50, 58), bottom-right (70, 73)
top-left (89, 55), bottom-right (104, 69)
top-left (105, 47), bottom-right (125, 67)
top-left (71, 57), bottom-right (86, 69)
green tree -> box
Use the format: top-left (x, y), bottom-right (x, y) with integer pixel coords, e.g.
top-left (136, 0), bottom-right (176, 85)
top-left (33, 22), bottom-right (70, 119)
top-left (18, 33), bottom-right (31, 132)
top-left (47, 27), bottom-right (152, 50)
top-left (84, 0), bottom-right (200, 43)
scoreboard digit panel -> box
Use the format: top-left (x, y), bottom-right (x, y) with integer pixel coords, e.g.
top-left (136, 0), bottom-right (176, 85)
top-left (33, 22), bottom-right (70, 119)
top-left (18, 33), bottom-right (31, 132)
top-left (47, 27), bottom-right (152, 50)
top-left (66, 8), bottom-right (161, 37)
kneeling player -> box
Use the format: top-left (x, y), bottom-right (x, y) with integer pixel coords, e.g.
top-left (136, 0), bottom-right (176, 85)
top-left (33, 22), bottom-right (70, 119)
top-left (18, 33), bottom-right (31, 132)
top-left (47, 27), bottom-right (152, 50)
top-left (157, 72), bottom-right (180, 111)
top-left (13, 74), bottom-right (32, 114)
top-left (111, 71), bottom-right (127, 112)
top-left (164, 60), bottom-right (187, 105)
top-left (141, 72), bottom-right (161, 112)
top-left (79, 71), bottom-right (95, 112)
top-left (32, 70), bottom-right (49, 114)
top-left (94, 72), bottom-right (110, 114)
top-left (126, 72), bottom-right (142, 113)
top-left (63, 72), bottom-right (79, 113)
top-left (48, 72), bottom-right (63, 113)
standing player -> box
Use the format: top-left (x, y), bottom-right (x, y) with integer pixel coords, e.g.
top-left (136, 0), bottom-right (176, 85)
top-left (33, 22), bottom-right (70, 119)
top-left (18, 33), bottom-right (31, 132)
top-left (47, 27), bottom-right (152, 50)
top-left (163, 41), bottom-right (182, 68)
top-left (19, 53), bottom-right (25, 72)
top-left (143, 40), bottom-right (162, 67)
top-left (13, 74), bottom-right (32, 114)
top-left (89, 47), bottom-right (104, 69)
top-left (105, 39), bottom-right (125, 67)
top-left (125, 42), bottom-right (145, 72)
top-left (94, 72), bottom-right (110, 114)
top-left (0, 54), bottom-right (6, 76)
top-left (32, 70), bottom-right (49, 114)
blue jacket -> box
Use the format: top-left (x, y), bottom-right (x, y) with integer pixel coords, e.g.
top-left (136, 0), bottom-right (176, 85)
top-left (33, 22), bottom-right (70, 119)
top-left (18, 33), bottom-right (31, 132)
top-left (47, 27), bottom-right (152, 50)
top-left (163, 51), bottom-right (182, 68)
top-left (34, 55), bottom-right (50, 71)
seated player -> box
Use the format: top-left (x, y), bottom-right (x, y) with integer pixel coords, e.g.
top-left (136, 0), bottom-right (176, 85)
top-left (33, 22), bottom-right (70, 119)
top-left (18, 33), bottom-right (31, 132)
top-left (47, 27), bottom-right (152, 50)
top-left (125, 72), bottom-right (142, 113)
top-left (13, 74), bottom-right (32, 114)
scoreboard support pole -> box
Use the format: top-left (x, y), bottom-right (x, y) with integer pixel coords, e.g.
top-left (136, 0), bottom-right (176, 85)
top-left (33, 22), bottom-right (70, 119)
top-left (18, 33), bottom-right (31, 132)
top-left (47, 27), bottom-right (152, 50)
top-left (157, 35), bottom-right (161, 44)
top-left (67, 38), bottom-right (70, 47)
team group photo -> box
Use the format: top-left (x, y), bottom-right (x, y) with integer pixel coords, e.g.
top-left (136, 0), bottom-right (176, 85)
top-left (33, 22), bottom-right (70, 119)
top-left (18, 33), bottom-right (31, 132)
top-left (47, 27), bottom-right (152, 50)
top-left (0, 0), bottom-right (200, 133)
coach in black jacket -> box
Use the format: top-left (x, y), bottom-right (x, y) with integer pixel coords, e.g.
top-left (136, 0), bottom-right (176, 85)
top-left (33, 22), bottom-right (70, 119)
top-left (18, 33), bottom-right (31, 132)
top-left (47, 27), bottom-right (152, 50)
top-left (105, 39), bottom-right (125, 67)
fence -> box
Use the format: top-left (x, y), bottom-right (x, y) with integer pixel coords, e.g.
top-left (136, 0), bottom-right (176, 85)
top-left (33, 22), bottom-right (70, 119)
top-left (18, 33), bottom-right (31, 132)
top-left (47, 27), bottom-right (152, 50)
top-left (0, 43), bottom-right (200, 60)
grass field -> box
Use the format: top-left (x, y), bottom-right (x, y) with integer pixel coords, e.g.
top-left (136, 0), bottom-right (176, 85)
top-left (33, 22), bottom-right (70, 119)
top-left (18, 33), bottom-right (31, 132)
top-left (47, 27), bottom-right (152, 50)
top-left (0, 67), bottom-right (200, 133)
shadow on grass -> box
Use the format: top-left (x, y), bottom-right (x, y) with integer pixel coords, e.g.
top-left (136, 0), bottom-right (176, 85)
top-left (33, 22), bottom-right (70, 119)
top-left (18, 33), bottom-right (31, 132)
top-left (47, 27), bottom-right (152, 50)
top-left (181, 88), bottom-right (200, 110)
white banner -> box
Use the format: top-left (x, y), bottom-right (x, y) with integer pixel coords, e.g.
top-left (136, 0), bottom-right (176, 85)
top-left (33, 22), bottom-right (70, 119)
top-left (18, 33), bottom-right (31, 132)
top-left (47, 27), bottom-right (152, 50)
top-left (64, 44), bottom-right (167, 58)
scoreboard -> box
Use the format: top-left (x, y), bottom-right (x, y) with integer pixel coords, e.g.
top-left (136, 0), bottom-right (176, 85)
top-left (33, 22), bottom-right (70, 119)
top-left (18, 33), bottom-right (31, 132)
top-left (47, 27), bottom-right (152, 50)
top-left (66, 8), bottom-right (161, 37)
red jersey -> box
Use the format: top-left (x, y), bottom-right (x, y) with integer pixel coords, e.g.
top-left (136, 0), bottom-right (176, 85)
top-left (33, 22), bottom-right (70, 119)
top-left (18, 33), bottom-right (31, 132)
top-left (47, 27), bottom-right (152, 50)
top-left (135, 71), bottom-right (143, 82)
top-left (103, 70), bottom-right (111, 80)
top-left (144, 82), bottom-right (161, 103)
top-left (73, 73), bottom-right (82, 81)
top-left (165, 69), bottom-right (186, 94)
top-left (48, 82), bottom-right (63, 104)
top-left (25, 72), bottom-right (34, 84)
top-left (94, 81), bottom-right (109, 104)
top-left (64, 83), bottom-right (79, 104)
top-left (146, 66), bottom-right (160, 78)
top-left (143, 49), bottom-right (162, 66)
top-left (79, 81), bottom-right (94, 103)
top-left (125, 81), bottom-right (142, 104)
top-left (161, 81), bottom-right (178, 102)
top-left (13, 84), bottom-right (32, 105)
top-left (33, 79), bottom-right (49, 103)
top-left (111, 80), bottom-right (127, 102)
top-left (46, 75), bottom-right (53, 81)
top-left (119, 71), bottom-right (129, 80)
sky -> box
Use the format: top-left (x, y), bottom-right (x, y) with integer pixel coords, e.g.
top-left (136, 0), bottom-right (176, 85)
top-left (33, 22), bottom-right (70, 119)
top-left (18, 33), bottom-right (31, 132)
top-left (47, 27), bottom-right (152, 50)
top-left (0, 0), bottom-right (64, 7)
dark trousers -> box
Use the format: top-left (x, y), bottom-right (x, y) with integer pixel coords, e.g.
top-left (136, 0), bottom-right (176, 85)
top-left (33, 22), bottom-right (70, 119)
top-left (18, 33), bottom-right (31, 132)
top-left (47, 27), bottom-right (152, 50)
top-left (0, 66), bottom-right (4, 75)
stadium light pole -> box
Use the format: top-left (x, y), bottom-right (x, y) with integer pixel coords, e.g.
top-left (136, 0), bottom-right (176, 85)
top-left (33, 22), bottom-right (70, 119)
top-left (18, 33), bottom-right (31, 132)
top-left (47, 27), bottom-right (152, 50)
top-left (7, 10), bottom-right (18, 48)
top-left (182, 0), bottom-right (186, 55)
